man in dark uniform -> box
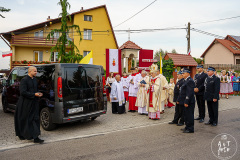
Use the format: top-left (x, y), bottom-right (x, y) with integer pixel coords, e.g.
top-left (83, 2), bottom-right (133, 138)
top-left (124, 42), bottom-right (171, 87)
top-left (169, 71), bottom-right (185, 126)
top-left (14, 66), bottom-right (44, 143)
top-left (194, 65), bottom-right (208, 123)
top-left (204, 67), bottom-right (220, 126)
top-left (177, 68), bottom-right (195, 133)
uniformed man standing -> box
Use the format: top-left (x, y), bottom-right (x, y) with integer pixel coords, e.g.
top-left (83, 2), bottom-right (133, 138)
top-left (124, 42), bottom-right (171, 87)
top-left (204, 67), bottom-right (220, 126)
top-left (169, 71), bottom-right (185, 126)
top-left (177, 68), bottom-right (195, 133)
top-left (194, 65), bottom-right (208, 123)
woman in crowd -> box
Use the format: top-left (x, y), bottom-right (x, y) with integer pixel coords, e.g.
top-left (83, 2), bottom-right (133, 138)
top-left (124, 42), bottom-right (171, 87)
top-left (106, 72), bottom-right (115, 94)
top-left (219, 70), bottom-right (233, 99)
top-left (232, 72), bottom-right (240, 96)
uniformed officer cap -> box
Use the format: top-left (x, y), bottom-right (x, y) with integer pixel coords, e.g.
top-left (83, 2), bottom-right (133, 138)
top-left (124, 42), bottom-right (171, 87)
top-left (207, 67), bottom-right (216, 72)
top-left (196, 65), bottom-right (203, 69)
top-left (177, 71), bottom-right (182, 75)
top-left (182, 68), bottom-right (190, 73)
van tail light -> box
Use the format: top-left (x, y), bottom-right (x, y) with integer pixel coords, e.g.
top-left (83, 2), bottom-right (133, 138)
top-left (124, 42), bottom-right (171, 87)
top-left (57, 77), bottom-right (63, 98)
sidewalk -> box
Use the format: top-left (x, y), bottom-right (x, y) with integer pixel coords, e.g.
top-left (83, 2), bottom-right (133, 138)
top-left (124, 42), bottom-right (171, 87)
top-left (0, 95), bottom-right (240, 151)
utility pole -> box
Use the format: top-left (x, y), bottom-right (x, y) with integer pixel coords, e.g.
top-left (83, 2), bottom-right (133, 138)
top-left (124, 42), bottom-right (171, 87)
top-left (128, 28), bottom-right (130, 41)
top-left (187, 22), bottom-right (191, 53)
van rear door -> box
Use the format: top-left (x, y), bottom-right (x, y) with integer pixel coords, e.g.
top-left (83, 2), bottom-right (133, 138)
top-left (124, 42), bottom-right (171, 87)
top-left (62, 65), bottom-right (104, 117)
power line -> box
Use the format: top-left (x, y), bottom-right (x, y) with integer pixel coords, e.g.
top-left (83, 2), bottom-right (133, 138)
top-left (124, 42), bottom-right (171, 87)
top-left (113, 0), bottom-right (158, 28)
top-left (191, 28), bottom-right (224, 39)
top-left (192, 15), bottom-right (240, 25)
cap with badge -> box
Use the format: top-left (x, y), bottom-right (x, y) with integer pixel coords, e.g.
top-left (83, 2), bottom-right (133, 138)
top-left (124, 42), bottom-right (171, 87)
top-left (207, 66), bottom-right (216, 72)
top-left (196, 65), bottom-right (204, 69)
top-left (182, 68), bottom-right (191, 73)
top-left (177, 71), bottom-right (182, 75)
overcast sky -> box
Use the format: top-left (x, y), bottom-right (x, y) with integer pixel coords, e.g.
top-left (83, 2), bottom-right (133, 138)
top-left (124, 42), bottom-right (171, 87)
top-left (0, 0), bottom-right (240, 69)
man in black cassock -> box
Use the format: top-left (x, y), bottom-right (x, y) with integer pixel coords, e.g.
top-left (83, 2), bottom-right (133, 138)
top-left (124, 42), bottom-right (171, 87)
top-left (14, 66), bottom-right (44, 143)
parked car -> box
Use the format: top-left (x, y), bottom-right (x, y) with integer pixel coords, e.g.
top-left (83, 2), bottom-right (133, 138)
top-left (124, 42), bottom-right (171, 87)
top-left (1, 64), bottom-right (107, 131)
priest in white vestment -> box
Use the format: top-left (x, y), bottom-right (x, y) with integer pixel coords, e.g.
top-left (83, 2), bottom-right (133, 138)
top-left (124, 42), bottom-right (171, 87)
top-left (157, 70), bottom-right (169, 113)
top-left (128, 68), bottom-right (139, 112)
top-left (136, 70), bottom-right (149, 115)
top-left (110, 75), bottom-right (126, 114)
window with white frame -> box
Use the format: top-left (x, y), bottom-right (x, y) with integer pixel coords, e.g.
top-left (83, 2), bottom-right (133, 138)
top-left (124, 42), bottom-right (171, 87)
top-left (84, 15), bottom-right (92, 22)
top-left (51, 52), bottom-right (59, 62)
top-left (83, 29), bottom-right (92, 40)
top-left (83, 51), bottom-right (90, 57)
top-left (51, 31), bottom-right (60, 39)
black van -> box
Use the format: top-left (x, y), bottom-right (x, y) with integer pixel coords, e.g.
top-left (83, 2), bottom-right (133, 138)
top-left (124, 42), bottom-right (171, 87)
top-left (1, 63), bottom-right (107, 131)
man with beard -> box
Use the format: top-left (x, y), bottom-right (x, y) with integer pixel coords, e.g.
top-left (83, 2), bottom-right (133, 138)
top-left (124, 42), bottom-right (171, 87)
top-left (14, 66), bottom-right (44, 143)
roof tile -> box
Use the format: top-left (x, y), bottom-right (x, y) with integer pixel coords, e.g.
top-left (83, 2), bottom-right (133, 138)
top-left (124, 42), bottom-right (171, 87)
top-left (165, 53), bottom-right (197, 66)
top-left (119, 41), bottom-right (142, 50)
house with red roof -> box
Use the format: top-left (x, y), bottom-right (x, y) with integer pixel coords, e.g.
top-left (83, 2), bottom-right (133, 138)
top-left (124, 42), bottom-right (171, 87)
top-left (164, 53), bottom-right (197, 83)
top-left (201, 35), bottom-right (240, 65)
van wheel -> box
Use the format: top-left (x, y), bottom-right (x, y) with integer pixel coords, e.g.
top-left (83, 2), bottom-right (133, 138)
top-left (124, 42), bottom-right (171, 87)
top-left (40, 107), bottom-right (56, 131)
top-left (91, 116), bottom-right (98, 121)
top-left (2, 97), bottom-right (10, 113)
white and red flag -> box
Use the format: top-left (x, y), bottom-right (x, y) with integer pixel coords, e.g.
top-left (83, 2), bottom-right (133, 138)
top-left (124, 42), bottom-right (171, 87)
top-left (187, 48), bottom-right (191, 55)
top-left (2, 51), bottom-right (12, 57)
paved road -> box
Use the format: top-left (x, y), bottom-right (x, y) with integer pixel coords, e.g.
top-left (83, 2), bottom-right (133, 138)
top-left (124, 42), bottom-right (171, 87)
top-left (0, 94), bottom-right (240, 159)
top-left (0, 107), bottom-right (240, 160)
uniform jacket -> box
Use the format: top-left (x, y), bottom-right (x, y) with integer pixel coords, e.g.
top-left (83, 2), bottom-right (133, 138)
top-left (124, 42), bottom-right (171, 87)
top-left (173, 78), bottom-right (184, 102)
top-left (177, 76), bottom-right (195, 105)
top-left (194, 72), bottom-right (208, 95)
top-left (204, 74), bottom-right (220, 101)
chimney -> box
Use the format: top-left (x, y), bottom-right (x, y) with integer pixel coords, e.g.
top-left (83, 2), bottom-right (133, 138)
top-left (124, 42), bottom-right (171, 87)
top-left (80, 7), bottom-right (83, 11)
top-left (47, 16), bottom-right (51, 20)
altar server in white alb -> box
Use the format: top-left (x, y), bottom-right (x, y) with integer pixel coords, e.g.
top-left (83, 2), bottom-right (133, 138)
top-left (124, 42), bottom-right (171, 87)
top-left (110, 75), bottom-right (126, 114)
top-left (128, 68), bottom-right (139, 112)
top-left (136, 70), bottom-right (149, 115)
top-left (167, 78), bottom-right (175, 108)
top-left (121, 72), bottom-right (129, 102)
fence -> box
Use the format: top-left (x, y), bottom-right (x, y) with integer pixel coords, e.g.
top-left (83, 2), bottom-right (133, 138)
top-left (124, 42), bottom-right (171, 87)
top-left (203, 64), bottom-right (240, 71)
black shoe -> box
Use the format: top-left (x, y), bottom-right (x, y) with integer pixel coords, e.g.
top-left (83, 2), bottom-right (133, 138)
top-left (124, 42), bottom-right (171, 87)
top-left (211, 123), bottom-right (217, 126)
top-left (19, 136), bottom-right (25, 140)
top-left (168, 121), bottom-right (177, 124)
top-left (199, 119), bottom-right (204, 123)
top-left (194, 117), bottom-right (201, 120)
top-left (112, 112), bottom-right (118, 114)
top-left (180, 128), bottom-right (186, 131)
top-left (34, 137), bottom-right (44, 144)
top-left (128, 110), bottom-right (132, 112)
top-left (177, 123), bottom-right (184, 126)
top-left (183, 130), bottom-right (194, 133)
top-left (205, 122), bottom-right (213, 125)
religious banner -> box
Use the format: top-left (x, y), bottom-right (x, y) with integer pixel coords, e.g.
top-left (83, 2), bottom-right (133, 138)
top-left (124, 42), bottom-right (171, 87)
top-left (138, 49), bottom-right (154, 72)
top-left (106, 49), bottom-right (122, 78)
top-left (109, 49), bottom-right (119, 72)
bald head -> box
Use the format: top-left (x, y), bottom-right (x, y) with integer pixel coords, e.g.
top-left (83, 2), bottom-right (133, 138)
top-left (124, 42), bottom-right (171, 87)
top-left (28, 66), bottom-right (37, 77)
top-left (115, 74), bottom-right (121, 82)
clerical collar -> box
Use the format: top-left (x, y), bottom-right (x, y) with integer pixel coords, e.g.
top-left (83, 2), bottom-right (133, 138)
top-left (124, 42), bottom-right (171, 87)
top-left (184, 76), bottom-right (190, 80)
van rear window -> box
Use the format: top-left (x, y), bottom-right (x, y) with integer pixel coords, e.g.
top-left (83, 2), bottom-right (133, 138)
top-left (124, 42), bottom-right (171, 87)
top-left (65, 67), bottom-right (101, 88)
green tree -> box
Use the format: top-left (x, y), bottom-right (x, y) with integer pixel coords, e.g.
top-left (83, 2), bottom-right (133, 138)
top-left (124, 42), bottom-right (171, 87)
top-left (47, 0), bottom-right (83, 63)
top-left (0, 6), bottom-right (11, 18)
top-left (157, 58), bottom-right (175, 82)
top-left (171, 49), bottom-right (177, 53)
top-left (193, 57), bottom-right (203, 64)
top-left (154, 49), bottom-right (165, 59)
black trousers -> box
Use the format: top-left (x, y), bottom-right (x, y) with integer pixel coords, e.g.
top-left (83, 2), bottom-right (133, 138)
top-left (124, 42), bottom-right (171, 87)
top-left (173, 104), bottom-right (185, 124)
top-left (112, 102), bottom-right (126, 114)
top-left (207, 101), bottom-right (218, 124)
top-left (184, 103), bottom-right (195, 132)
top-left (196, 95), bottom-right (205, 119)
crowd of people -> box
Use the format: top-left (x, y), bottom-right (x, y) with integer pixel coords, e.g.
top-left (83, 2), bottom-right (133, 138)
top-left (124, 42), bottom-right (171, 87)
top-left (106, 64), bottom-right (234, 133)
